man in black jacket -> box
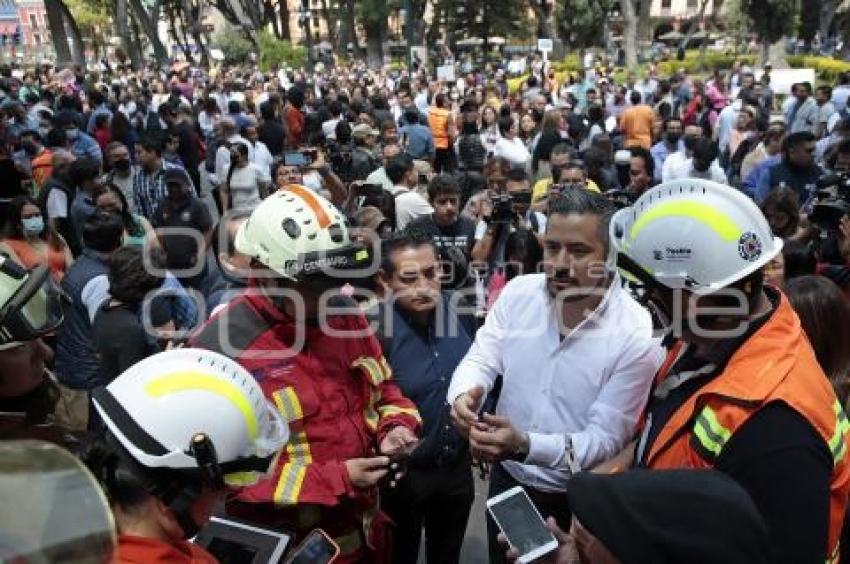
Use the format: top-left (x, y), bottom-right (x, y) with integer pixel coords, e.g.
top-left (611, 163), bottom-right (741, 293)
top-left (374, 227), bottom-right (475, 564)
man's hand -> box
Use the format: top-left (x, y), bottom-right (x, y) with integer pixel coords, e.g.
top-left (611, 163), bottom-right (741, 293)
top-left (499, 517), bottom-right (580, 564)
top-left (469, 412), bottom-right (527, 463)
top-left (591, 440), bottom-right (635, 474)
top-left (379, 425), bottom-right (418, 455)
top-left (451, 386), bottom-right (485, 438)
top-left (344, 456), bottom-right (390, 489)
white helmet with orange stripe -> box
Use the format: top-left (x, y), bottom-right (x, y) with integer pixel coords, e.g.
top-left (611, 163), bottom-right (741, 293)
top-left (235, 185), bottom-right (370, 281)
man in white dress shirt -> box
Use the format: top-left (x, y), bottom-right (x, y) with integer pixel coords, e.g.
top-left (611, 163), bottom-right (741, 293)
top-left (448, 189), bottom-right (662, 563)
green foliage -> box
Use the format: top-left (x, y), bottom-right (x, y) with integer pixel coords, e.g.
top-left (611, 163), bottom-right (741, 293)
top-left (740, 0), bottom-right (799, 44)
top-left (437, 0), bottom-right (528, 44)
top-left (787, 55), bottom-right (850, 82)
top-left (358, 0), bottom-right (390, 24)
top-left (258, 30), bottom-right (307, 72)
top-left (66, 0), bottom-right (110, 33)
top-left (557, 0), bottom-right (615, 48)
top-left (212, 26), bottom-right (254, 65)
top-left (655, 50), bottom-right (757, 75)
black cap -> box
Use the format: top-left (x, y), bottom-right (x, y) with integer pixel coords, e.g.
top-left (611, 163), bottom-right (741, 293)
top-left (163, 167), bottom-right (191, 187)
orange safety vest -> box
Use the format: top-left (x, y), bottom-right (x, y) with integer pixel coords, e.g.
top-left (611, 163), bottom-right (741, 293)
top-left (641, 293), bottom-right (850, 562)
top-left (428, 107), bottom-right (451, 150)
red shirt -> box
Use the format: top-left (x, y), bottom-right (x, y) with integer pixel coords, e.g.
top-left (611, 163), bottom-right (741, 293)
top-left (115, 534), bottom-right (218, 563)
top-left (94, 127), bottom-right (111, 153)
top-left (284, 106), bottom-right (304, 148)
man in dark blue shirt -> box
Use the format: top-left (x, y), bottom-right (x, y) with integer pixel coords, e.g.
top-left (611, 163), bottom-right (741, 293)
top-left (399, 108), bottom-right (435, 162)
top-left (372, 226), bottom-right (475, 564)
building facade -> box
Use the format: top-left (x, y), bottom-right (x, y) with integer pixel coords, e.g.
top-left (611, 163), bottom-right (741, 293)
top-left (16, 0), bottom-right (49, 49)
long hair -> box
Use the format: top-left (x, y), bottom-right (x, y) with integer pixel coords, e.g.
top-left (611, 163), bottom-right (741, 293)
top-left (6, 194), bottom-right (64, 250)
top-left (785, 275), bottom-right (850, 405)
top-left (99, 184), bottom-right (145, 239)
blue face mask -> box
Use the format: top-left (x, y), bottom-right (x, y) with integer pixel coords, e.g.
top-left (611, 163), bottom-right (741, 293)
top-left (22, 215), bottom-right (44, 237)
top-left (65, 128), bottom-right (79, 141)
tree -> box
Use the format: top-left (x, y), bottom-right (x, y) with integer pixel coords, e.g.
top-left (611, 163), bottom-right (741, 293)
top-left (622, 0), bottom-right (638, 68)
top-left (741, 0), bottom-right (799, 67)
top-left (820, 0), bottom-right (839, 43)
top-left (555, 0), bottom-right (615, 50)
top-left (359, 0), bottom-right (390, 68)
top-left (213, 24), bottom-right (254, 64)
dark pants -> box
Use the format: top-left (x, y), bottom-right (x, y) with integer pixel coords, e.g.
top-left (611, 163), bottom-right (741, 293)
top-left (434, 148), bottom-right (456, 174)
top-left (486, 463), bottom-right (571, 564)
top-left (381, 461), bottom-right (474, 564)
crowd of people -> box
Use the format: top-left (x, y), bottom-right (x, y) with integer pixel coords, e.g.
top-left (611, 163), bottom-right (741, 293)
top-left (2, 51), bottom-right (850, 564)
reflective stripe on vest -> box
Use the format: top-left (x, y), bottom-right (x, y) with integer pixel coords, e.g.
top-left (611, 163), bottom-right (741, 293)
top-left (690, 406), bottom-right (733, 461)
top-left (829, 400), bottom-right (850, 466)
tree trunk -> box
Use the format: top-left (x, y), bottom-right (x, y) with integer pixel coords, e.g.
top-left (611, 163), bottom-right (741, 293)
top-left (115, 0), bottom-right (142, 69)
top-left (44, 0), bottom-right (72, 65)
top-left (820, 0), bottom-right (838, 43)
top-left (129, 0), bottom-right (169, 65)
top-left (186, 0), bottom-right (209, 67)
top-left (128, 13), bottom-right (144, 67)
top-left (265, 0), bottom-right (281, 38)
top-left (278, 0), bottom-right (291, 41)
top-left (765, 37), bottom-right (789, 68)
top-left (638, 0), bottom-right (652, 43)
top-left (622, 0), bottom-right (638, 69)
top-left (55, 0), bottom-right (85, 65)
top-left (364, 17), bottom-right (384, 69)
top-left (320, 0), bottom-right (335, 45)
top-left (342, 0), bottom-right (360, 55)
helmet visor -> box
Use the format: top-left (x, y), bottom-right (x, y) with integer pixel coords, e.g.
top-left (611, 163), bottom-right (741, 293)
top-left (0, 264), bottom-right (64, 345)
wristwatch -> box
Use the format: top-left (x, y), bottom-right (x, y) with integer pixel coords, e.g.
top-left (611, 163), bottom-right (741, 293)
top-left (562, 435), bottom-right (580, 476)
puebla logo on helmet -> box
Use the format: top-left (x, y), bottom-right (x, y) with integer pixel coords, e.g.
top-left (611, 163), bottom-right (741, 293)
top-left (738, 231), bottom-right (763, 262)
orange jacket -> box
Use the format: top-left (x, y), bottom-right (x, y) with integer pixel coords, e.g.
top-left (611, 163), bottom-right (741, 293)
top-left (115, 535), bottom-right (218, 563)
top-left (642, 293), bottom-right (850, 562)
top-left (428, 107), bottom-right (451, 150)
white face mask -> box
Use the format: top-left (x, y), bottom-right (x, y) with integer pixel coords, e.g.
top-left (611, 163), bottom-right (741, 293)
top-left (22, 215), bottom-right (44, 237)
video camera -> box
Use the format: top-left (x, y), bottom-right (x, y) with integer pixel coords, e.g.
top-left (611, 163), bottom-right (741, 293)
top-left (490, 191), bottom-right (532, 224)
top-left (490, 193), bottom-right (515, 223)
top-left (604, 189), bottom-right (637, 210)
top-left (810, 173), bottom-right (850, 232)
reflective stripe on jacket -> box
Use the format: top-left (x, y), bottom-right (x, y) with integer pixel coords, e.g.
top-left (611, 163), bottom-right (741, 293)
top-left (643, 293), bottom-right (850, 562)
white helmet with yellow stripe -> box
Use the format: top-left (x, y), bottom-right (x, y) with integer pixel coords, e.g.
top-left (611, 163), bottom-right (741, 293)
top-left (610, 179), bottom-right (782, 293)
top-left (235, 185), bottom-right (370, 281)
top-left (92, 348), bottom-right (288, 487)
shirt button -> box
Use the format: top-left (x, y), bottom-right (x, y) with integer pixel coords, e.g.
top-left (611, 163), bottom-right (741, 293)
top-left (444, 424), bottom-right (451, 430)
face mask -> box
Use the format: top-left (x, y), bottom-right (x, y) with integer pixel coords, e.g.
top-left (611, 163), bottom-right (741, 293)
top-left (666, 132), bottom-right (681, 145)
top-left (114, 158), bottom-right (131, 172)
top-left (38, 126), bottom-right (50, 139)
top-left (683, 135), bottom-right (698, 152)
top-left (22, 216), bottom-right (44, 237)
top-left (21, 141), bottom-right (38, 155)
top-left (65, 128), bottom-right (79, 141)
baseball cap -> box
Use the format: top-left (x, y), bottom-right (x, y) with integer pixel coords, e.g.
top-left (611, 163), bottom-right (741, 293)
top-left (351, 123), bottom-right (379, 139)
top-left (163, 167), bottom-right (192, 187)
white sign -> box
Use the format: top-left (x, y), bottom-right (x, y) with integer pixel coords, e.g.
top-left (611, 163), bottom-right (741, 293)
top-left (209, 48), bottom-right (225, 62)
top-left (537, 38), bottom-right (553, 53)
top-left (757, 68), bottom-right (816, 96)
top-left (436, 64), bottom-right (455, 82)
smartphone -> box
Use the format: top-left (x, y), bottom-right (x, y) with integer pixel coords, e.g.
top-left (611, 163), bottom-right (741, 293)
top-left (283, 151), bottom-right (308, 167)
top-left (283, 529), bottom-right (340, 564)
top-left (486, 486), bottom-right (558, 564)
top-left (300, 147), bottom-right (318, 165)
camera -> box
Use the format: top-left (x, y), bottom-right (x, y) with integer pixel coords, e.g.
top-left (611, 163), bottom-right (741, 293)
top-left (604, 189), bottom-right (637, 210)
top-left (490, 193), bottom-right (515, 223)
top-left (810, 173), bottom-right (850, 232)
